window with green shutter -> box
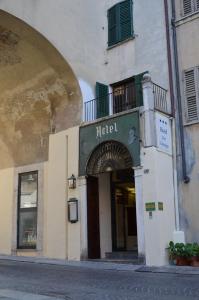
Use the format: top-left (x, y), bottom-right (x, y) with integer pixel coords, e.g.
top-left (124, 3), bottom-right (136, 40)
top-left (108, 0), bottom-right (133, 47)
top-left (96, 82), bottom-right (109, 118)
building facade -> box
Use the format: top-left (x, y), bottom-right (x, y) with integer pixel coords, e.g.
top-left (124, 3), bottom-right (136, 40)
top-left (0, 0), bottom-right (185, 266)
top-left (172, 0), bottom-right (199, 243)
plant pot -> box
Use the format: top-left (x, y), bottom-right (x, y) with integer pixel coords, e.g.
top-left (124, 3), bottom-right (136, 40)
top-left (175, 256), bottom-right (190, 266)
top-left (190, 256), bottom-right (199, 267)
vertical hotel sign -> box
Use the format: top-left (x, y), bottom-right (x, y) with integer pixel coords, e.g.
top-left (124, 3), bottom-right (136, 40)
top-left (155, 112), bottom-right (172, 155)
top-left (79, 111), bottom-right (140, 176)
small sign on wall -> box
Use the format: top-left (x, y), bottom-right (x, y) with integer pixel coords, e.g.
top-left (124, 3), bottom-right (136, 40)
top-left (155, 112), bottom-right (172, 154)
top-left (158, 202), bottom-right (164, 211)
top-left (145, 202), bottom-right (156, 212)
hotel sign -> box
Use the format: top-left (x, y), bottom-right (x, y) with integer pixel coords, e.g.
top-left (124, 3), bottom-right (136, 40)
top-left (79, 111), bottom-right (140, 176)
top-left (155, 112), bottom-right (172, 154)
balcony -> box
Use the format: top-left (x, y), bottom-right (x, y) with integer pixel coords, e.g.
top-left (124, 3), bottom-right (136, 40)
top-left (84, 79), bottom-right (170, 123)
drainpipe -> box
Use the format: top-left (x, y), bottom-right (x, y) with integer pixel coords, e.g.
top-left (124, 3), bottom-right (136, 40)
top-left (164, 0), bottom-right (175, 117)
top-left (164, 0), bottom-right (189, 236)
top-left (169, 0), bottom-right (190, 184)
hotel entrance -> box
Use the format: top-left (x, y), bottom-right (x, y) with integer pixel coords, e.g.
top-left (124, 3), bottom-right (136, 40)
top-left (111, 169), bottom-right (137, 252)
top-left (87, 168), bottom-right (137, 259)
top-left (79, 111), bottom-right (141, 260)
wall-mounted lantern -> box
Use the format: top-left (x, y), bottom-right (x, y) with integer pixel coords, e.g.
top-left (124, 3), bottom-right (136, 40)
top-left (68, 198), bottom-right (78, 223)
top-left (68, 174), bottom-right (76, 189)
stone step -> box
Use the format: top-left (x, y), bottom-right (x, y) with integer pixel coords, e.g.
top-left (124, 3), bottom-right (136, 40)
top-left (105, 251), bottom-right (138, 260)
top-left (100, 258), bottom-right (144, 265)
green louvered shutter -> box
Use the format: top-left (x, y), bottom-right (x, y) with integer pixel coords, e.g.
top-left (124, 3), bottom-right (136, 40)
top-left (134, 73), bottom-right (146, 107)
top-left (96, 82), bottom-right (109, 118)
top-left (119, 0), bottom-right (133, 42)
top-left (108, 5), bottom-right (118, 46)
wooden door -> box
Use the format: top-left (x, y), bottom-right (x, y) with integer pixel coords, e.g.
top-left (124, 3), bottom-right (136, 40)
top-left (87, 176), bottom-right (100, 259)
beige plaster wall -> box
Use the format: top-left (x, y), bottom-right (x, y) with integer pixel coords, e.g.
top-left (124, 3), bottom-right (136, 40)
top-left (180, 124), bottom-right (199, 242)
top-left (0, 0), bottom-right (170, 100)
top-left (0, 168), bottom-right (14, 254)
top-left (142, 147), bottom-right (175, 266)
top-left (176, 16), bottom-right (199, 71)
top-left (44, 131), bottom-right (67, 259)
top-left (0, 126), bottom-right (81, 259)
top-left (0, 11), bottom-right (82, 170)
top-left (67, 127), bottom-right (81, 261)
top-left (44, 126), bottom-right (80, 260)
top-left (102, 0), bottom-right (170, 88)
top-left (174, 3), bottom-right (199, 243)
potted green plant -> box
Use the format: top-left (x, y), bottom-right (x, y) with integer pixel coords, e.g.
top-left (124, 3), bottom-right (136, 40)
top-left (167, 241), bottom-right (191, 266)
top-left (175, 243), bottom-right (191, 266)
top-left (189, 243), bottom-right (199, 267)
top-left (167, 241), bottom-right (176, 262)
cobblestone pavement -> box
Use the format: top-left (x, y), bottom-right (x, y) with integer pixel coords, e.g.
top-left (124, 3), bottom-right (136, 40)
top-left (0, 260), bottom-right (199, 299)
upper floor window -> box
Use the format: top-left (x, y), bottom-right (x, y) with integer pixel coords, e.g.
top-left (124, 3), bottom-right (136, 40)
top-left (108, 0), bottom-right (133, 47)
top-left (84, 74), bottom-right (144, 122)
top-left (183, 0), bottom-right (199, 16)
top-left (112, 79), bottom-right (138, 114)
top-left (184, 67), bottom-right (199, 123)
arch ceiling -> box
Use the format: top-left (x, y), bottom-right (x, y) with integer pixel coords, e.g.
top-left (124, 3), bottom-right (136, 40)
top-left (0, 10), bottom-right (82, 169)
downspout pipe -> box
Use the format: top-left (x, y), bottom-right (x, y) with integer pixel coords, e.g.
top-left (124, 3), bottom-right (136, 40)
top-left (164, 0), bottom-right (190, 184)
top-left (164, 0), bottom-right (175, 117)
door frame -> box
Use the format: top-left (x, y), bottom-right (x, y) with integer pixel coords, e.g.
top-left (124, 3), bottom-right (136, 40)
top-left (87, 175), bottom-right (101, 259)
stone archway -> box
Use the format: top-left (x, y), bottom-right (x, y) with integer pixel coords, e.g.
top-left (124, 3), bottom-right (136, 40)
top-left (0, 10), bottom-right (82, 169)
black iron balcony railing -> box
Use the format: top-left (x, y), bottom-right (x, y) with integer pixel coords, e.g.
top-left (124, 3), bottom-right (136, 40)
top-left (153, 83), bottom-right (169, 115)
top-left (84, 82), bottom-right (169, 122)
top-left (84, 83), bottom-right (141, 122)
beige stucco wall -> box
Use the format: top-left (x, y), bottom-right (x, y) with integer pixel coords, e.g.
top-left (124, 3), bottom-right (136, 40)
top-left (0, 126), bottom-right (81, 260)
top-left (44, 130), bottom-right (68, 259)
top-left (142, 147), bottom-right (175, 266)
top-left (44, 126), bottom-right (80, 260)
top-left (0, 10), bottom-right (82, 169)
top-left (0, 168), bottom-right (14, 254)
top-left (174, 2), bottom-right (199, 243)
top-left (0, 0), bottom-right (170, 100)
top-left (103, 0), bottom-right (170, 89)
top-left (180, 124), bottom-right (199, 242)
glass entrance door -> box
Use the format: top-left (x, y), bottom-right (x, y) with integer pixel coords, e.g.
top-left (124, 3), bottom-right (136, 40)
top-left (111, 169), bottom-right (137, 251)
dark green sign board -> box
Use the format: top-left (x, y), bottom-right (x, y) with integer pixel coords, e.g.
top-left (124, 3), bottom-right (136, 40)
top-left (79, 111), bottom-right (140, 176)
top-left (158, 202), bottom-right (164, 211)
top-left (145, 202), bottom-right (156, 212)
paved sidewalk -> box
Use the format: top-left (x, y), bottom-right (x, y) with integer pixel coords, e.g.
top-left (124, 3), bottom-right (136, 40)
top-left (0, 255), bottom-right (199, 275)
top-left (0, 258), bottom-right (199, 299)
top-left (0, 289), bottom-right (60, 300)
top-left (136, 265), bottom-right (199, 275)
top-left (0, 255), bottom-right (140, 272)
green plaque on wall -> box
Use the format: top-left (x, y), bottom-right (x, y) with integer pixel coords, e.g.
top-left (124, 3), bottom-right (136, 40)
top-left (158, 202), bottom-right (164, 211)
top-left (145, 202), bottom-right (156, 212)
